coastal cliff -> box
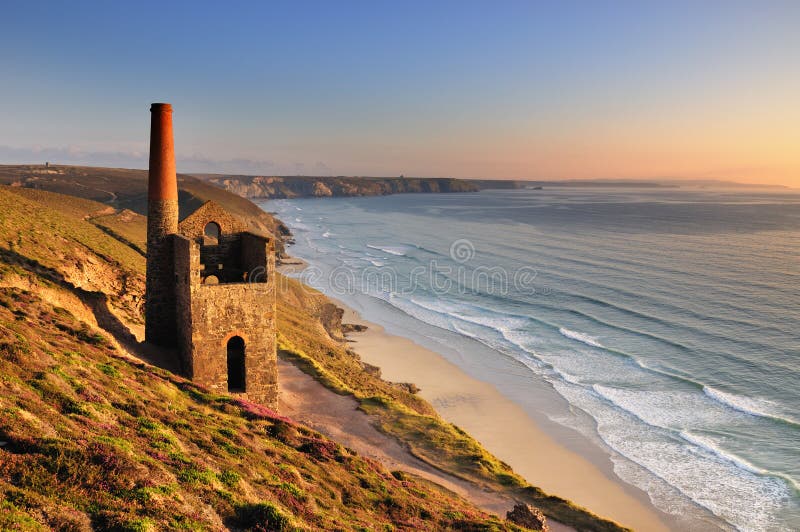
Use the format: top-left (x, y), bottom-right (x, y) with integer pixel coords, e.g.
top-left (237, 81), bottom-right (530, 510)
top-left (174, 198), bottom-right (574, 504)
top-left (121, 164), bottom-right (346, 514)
top-left (197, 175), bottom-right (481, 199)
top-left (0, 185), bottom-right (525, 530)
top-left (0, 166), bottom-right (626, 531)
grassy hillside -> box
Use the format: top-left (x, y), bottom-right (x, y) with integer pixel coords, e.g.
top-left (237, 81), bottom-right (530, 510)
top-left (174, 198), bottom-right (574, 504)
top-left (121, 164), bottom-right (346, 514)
top-left (0, 165), bottom-right (289, 254)
top-left (0, 186), bottom-right (146, 337)
top-left (0, 182), bottom-right (624, 531)
top-left (0, 288), bottom-right (524, 531)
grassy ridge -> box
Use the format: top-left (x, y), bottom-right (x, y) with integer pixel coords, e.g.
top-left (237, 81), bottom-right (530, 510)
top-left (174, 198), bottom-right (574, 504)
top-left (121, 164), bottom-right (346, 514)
top-left (0, 165), bottom-right (288, 253)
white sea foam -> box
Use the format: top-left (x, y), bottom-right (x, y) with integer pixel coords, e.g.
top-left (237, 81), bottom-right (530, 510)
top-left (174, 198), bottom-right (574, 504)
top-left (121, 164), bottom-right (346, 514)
top-left (450, 311), bottom-right (528, 334)
top-left (559, 327), bottom-right (604, 348)
top-left (322, 231), bottom-right (332, 238)
top-left (702, 386), bottom-right (796, 425)
top-left (592, 385), bottom-right (743, 430)
top-left (367, 244), bottom-right (407, 256)
top-left (386, 294), bottom-right (455, 331)
top-left (551, 380), bottom-right (791, 532)
top-left (551, 367), bottom-right (583, 385)
top-left (679, 431), bottom-right (766, 476)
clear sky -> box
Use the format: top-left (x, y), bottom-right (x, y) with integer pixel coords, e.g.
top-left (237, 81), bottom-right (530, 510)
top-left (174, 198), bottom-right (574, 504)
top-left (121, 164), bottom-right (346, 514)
top-left (1, 1), bottom-right (798, 185)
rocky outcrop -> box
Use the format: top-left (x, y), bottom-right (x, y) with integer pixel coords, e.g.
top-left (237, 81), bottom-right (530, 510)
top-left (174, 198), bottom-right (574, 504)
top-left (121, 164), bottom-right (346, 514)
top-left (311, 181), bottom-right (333, 197)
top-left (318, 302), bottom-right (345, 340)
top-left (341, 323), bottom-right (368, 334)
top-left (393, 382), bottom-right (421, 394)
top-left (506, 503), bottom-right (549, 531)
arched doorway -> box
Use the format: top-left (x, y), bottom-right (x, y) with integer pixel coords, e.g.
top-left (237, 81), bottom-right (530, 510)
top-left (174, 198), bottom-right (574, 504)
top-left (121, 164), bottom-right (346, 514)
top-left (227, 336), bottom-right (246, 392)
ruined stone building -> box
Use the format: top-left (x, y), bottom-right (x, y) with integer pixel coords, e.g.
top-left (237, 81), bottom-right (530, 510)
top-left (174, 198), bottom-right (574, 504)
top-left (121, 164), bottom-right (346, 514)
top-left (144, 103), bottom-right (278, 408)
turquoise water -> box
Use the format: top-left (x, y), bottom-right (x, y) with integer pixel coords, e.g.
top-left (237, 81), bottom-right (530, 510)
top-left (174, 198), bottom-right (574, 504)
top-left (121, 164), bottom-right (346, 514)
top-left (264, 188), bottom-right (800, 531)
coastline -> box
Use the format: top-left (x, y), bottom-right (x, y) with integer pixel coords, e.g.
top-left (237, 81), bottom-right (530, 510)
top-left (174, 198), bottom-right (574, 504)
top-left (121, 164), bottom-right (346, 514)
top-left (331, 296), bottom-right (673, 532)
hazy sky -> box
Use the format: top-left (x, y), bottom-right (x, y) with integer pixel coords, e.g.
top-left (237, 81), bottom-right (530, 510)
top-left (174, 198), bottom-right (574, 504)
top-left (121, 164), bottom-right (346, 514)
top-left (1, 1), bottom-right (798, 185)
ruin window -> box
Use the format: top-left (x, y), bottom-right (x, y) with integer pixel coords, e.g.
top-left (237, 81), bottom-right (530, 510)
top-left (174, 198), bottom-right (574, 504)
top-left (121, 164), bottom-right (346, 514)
top-left (203, 222), bottom-right (221, 245)
top-left (227, 336), bottom-right (246, 392)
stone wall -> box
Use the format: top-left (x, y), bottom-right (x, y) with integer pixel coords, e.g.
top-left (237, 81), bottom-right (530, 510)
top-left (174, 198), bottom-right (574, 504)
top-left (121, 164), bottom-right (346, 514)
top-left (178, 201), bottom-right (248, 240)
top-left (147, 197), bottom-right (278, 408)
top-left (173, 234), bottom-right (198, 376)
top-left (241, 232), bottom-right (271, 283)
top-left (172, 226), bottom-right (278, 409)
top-left (200, 234), bottom-right (243, 283)
top-left (145, 198), bottom-right (179, 346)
top-left (188, 281), bottom-right (277, 407)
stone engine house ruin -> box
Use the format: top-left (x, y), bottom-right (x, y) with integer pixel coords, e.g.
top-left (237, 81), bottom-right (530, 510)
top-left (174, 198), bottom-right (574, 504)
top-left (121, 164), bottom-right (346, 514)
top-left (144, 103), bottom-right (278, 408)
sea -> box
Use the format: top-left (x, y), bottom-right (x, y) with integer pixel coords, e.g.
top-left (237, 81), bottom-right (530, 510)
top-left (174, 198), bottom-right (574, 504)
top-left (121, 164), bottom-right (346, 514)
top-left (261, 186), bottom-right (800, 531)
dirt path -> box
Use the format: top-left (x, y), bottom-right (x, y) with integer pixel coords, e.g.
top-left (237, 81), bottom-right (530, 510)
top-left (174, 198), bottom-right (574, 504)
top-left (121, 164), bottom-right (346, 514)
top-left (278, 359), bottom-right (573, 531)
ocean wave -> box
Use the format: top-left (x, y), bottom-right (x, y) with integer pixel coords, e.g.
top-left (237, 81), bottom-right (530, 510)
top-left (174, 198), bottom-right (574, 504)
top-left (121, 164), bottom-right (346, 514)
top-left (554, 381), bottom-right (792, 531)
top-left (551, 367), bottom-right (583, 385)
top-left (558, 327), bottom-right (604, 348)
top-left (385, 294), bottom-right (457, 331)
top-left (679, 431), bottom-right (765, 476)
top-left (450, 311), bottom-right (529, 334)
top-left (322, 231), bottom-right (332, 238)
top-left (272, 196), bottom-right (800, 530)
top-left (591, 385), bottom-right (742, 430)
top-left (381, 295), bottom-right (681, 395)
top-left (679, 431), bottom-right (800, 493)
top-left (703, 386), bottom-right (799, 426)
top-left (367, 244), bottom-right (408, 256)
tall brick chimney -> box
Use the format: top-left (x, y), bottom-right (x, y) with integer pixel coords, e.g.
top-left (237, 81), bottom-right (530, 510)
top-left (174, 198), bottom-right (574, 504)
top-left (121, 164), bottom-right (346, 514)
top-left (147, 103), bottom-right (178, 231)
top-left (145, 103), bottom-right (179, 346)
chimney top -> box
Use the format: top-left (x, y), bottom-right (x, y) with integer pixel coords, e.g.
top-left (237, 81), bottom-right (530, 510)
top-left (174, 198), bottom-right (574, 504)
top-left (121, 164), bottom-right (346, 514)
top-left (148, 102), bottom-right (177, 202)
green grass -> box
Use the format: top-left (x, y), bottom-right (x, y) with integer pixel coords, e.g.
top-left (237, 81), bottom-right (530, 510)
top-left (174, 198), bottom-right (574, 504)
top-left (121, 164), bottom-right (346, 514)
top-left (1, 185), bottom-right (146, 275)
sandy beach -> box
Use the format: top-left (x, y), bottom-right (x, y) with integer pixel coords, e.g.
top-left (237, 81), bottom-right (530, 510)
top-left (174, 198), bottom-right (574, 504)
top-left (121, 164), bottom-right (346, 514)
top-left (330, 299), bottom-right (673, 532)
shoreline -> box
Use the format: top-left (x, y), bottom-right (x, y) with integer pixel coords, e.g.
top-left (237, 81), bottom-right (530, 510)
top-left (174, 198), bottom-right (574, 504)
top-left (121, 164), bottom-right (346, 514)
top-left (330, 296), bottom-right (673, 532)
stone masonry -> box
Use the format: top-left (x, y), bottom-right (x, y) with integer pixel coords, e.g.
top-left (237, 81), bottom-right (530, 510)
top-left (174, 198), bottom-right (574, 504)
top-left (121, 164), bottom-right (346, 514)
top-left (145, 103), bottom-right (278, 408)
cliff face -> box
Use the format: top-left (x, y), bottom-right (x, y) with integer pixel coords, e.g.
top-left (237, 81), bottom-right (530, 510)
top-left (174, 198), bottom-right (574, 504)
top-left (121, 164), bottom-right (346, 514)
top-left (203, 175), bottom-right (480, 199)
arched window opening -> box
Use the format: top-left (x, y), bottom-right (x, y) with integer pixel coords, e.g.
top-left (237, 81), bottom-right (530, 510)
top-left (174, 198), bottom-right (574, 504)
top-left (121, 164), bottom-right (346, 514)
top-left (203, 222), bottom-right (221, 245)
top-left (227, 336), bottom-right (246, 392)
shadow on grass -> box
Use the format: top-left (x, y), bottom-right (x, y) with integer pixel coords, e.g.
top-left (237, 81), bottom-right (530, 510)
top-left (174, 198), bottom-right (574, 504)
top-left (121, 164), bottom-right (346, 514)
top-left (0, 247), bottom-right (180, 373)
